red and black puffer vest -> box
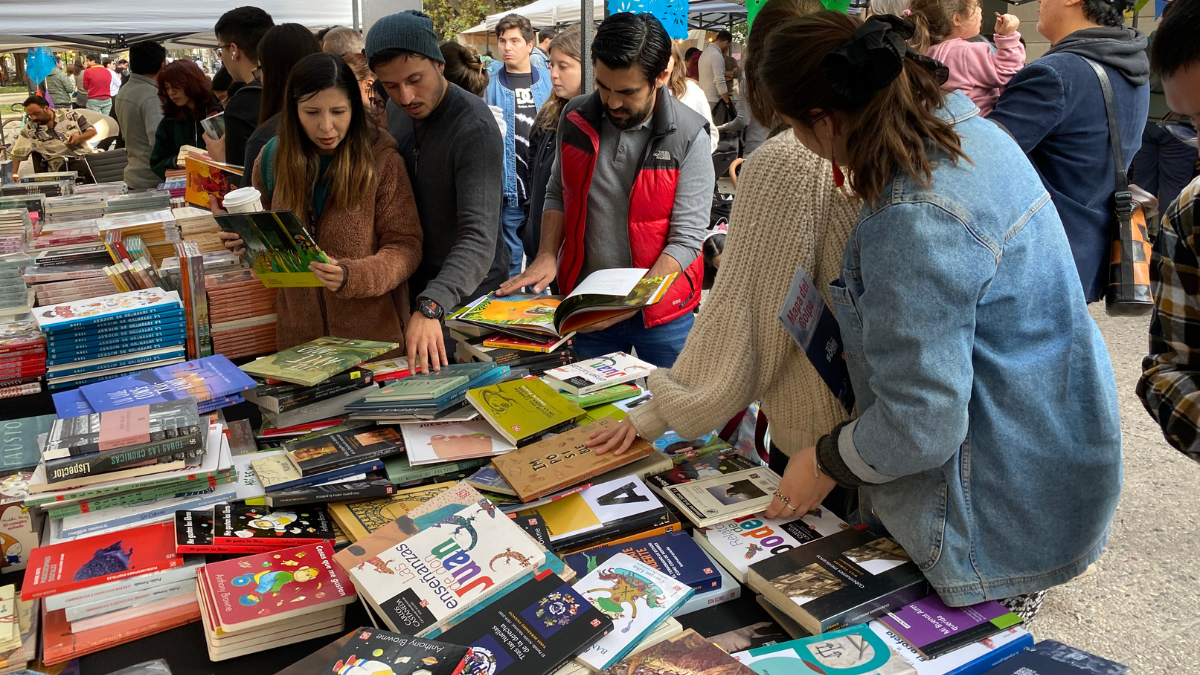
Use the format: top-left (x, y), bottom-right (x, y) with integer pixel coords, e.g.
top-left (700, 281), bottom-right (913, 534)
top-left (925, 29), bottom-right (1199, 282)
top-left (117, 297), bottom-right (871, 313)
top-left (557, 88), bottom-right (707, 328)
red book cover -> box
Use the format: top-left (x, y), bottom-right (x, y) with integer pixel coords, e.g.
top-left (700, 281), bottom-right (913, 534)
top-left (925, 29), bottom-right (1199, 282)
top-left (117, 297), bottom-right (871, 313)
top-left (199, 541), bottom-right (356, 633)
top-left (42, 601), bottom-right (201, 665)
top-left (22, 522), bottom-right (183, 600)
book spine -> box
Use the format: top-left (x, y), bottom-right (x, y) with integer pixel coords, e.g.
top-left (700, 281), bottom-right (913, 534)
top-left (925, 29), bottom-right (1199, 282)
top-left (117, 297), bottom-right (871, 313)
top-left (26, 559), bottom-right (186, 601)
top-left (275, 376), bottom-right (374, 412)
top-left (265, 458), bottom-right (384, 492)
top-left (42, 602), bottom-right (201, 666)
top-left (823, 579), bottom-right (932, 633)
top-left (46, 337), bottom-right (188, 366)
top-left (0, 382), bottom-right (41, 398)
top-left (210, 535), bottom-right (327, 547)
top-left (60, 488), bottom-right (229, 538)
top-left (40, 311), bottom-right (185, 339)
top-left (46, 473), bottom-right (230, 519)
top-left (63, 578), bottom-right (196, 622)
top-left (45, 349), bottom-right (186, 379)
top-left (42, 304), bottom-right (181, 334)
top-left (265, 481), bottom-right (393, 507)
top-left (46, 329), bottom-right (186, 356)
top-left (43, 432), bottom-right (201, 484)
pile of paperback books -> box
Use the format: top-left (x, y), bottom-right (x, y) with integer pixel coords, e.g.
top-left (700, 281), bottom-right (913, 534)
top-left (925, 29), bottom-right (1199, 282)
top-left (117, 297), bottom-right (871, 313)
top-left (0, 318), bottom-right (46, 398)
top-left (204, 269), bottom-right (277, 359)
top-left (0, 209), bottom-right (31, 253)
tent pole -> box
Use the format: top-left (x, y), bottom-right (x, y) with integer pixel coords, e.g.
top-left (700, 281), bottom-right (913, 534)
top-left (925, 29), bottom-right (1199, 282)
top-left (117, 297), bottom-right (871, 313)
top-left (353, 0), bottom-right (361, 31)
top-left (581, 0), bottom-right (594, 94)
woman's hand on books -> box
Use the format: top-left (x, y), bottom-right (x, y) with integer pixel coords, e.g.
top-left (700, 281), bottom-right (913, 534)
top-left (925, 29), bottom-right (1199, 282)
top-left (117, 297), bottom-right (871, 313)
top-left (498, 254), bottom-right (557, 296)
top-left (764, 446), bottom-right (837, 519)
top-left (586, 417), bottom-right (641, 455)
top-left (218, 231), bottom-right (244, 255)
top-left (407, 313), bottom-right (449, 374)
top-left (309, 259), bottom-right (345, 292)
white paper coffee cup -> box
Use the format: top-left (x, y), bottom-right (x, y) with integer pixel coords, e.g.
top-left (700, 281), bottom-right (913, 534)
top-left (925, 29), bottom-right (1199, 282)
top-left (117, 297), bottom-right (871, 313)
top-left (222, 186), bottom-right (263, 214)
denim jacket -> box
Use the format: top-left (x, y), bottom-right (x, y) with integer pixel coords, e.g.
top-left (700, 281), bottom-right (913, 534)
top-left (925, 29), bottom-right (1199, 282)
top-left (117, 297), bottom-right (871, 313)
top-left (485, 66), bottom-right (553, 205)
top-left (826, 92), bottom-right (1123, 606)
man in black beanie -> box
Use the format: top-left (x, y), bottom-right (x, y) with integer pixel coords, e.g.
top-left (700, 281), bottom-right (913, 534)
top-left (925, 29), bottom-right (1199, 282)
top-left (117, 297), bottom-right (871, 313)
top-left (366, 10), bottom-right (508, 375)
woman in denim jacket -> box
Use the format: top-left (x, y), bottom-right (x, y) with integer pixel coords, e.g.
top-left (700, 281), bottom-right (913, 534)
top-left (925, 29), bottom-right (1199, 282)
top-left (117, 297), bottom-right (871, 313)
top-left (757, 12), bottom-right (1123, 620)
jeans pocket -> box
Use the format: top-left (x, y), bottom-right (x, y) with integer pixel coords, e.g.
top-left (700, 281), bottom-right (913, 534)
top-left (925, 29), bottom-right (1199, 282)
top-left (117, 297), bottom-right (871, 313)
top-left (828, 279), bottom-right (864, 363)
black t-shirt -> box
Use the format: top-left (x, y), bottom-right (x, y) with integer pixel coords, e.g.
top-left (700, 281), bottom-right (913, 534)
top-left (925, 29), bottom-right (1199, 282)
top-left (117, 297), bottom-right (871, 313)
top-left (505, 71), bottom-right (537, 203)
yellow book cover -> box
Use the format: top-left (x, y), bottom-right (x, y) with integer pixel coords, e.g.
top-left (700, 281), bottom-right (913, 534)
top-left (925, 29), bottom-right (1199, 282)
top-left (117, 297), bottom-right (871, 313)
top-left (465, 378), bottom-right (585, 445)
top-left (327, 481), bottom-right (456, 542)
top-left (184, 156), bottom-right (242, 210)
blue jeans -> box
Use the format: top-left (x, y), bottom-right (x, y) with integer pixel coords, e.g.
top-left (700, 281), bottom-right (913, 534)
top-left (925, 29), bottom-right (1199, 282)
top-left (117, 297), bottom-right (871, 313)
top-left (1132, 123), bottom-right (1197, 211)
top-left (501, 200), bottom-right (525, 278)
top-left (572, 312), bottom-right (695, 368)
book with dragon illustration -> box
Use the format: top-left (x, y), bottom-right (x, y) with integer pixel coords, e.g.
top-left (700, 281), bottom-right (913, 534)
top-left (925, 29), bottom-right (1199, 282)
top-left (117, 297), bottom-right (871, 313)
top-left (211, 504), bottom-right (334, 546)
top-left (21, 521), bottom-right (182, 600)
top-left (572, 552), bottom-right (693, 671)
top-left (344, 500), bottom-right (547, 637)
top-left (329, 629), bottom-right (469, 675)
top-left (694, 509), bottom-right (849, 582)
top-left (198, 541), bottom-right (357, 634)
top-left (440, 569), bottom-right (613, 675)
top-left (214, 211), bottom-right (330, 288)
top-left (564, 531), bottom-right (720, 595)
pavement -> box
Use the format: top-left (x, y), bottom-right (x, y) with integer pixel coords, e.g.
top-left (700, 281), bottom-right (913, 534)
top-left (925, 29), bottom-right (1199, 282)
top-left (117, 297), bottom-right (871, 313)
top-left (1034, 305), bottom-right (1200, 672)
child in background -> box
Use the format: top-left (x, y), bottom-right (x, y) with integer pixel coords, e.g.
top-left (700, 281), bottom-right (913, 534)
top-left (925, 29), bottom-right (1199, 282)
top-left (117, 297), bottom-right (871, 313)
top-left (909, 0), bottom-right (1025, 115)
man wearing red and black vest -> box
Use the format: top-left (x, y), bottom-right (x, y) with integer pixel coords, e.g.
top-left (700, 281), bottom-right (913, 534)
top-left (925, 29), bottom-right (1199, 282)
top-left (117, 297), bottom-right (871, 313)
top-left (500, 12), bottom-right (714, 367)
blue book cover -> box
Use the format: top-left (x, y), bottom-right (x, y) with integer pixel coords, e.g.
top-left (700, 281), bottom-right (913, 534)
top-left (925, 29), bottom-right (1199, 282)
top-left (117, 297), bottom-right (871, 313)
top-left (45, 347), bottom-right (188, 379)
top-left (35, 288), bottom-right (182, 332)
top-left (980, 640), bottom-right (1128, 675)
top-left (0, 413), bottom-right (56, 475)
top-left (46, 335), bottom-right (187, 366)
top-left (564, 531), bottom-right (722, 594)
top-left (51, 389), bottom-right (96, 417)
top-left (79, 355), bottom-right (258, 413)
top-left (46, 357), bottom-right (188, 391)
top-left (46, 328), bottom-right (187, 357)
top-left (264, 458), bottom-right (384, 492)
top-left (45, 309), bottom-right (185, 339)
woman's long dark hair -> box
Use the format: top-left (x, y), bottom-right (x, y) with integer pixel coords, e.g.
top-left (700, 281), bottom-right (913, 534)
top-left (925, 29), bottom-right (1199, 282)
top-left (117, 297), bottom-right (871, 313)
top-left (157, 60), bottom-right (218, 122)
top-left (272, 53), bottom-right (376, 217)
top-left (258, 23), bottom-right (323, 125)
top-left (743, 0), bottom-right (824, 128)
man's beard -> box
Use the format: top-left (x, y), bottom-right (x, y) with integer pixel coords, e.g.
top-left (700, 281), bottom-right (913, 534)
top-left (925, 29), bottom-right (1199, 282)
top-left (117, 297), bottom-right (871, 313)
top-left (604, 96), bottom-right (654, 131)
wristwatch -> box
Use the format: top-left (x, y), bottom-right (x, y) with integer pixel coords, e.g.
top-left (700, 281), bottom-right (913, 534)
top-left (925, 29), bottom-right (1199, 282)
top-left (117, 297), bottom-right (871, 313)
top-left (417, 297), bottom-right (444, 321)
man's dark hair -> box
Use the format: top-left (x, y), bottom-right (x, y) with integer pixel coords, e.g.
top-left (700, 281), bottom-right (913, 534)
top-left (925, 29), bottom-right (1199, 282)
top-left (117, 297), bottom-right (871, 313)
top-left (85, 53), bottom-right (100, 64)
top-left (538, 28), bottom-right (556, 43)
top-left (1152, 0), bottom-right (1198, 78)
top-left (117, 59), bottom-right (128, 65)
top-left (496, 14), bottom-right (535, 42)
top-left (592, 12), bottom-right (672, 85)
top-left (214, 6), bottom-right (276, 62)
top-left (367, 47), bottom-right (432, 71)
top-left (1081, 0), bottom-right (1131, 27)
top-left (715, 30), bottom-right (734, 43)
top-left (128, 41), bottom-right (166, 76)
top-left (212, 66), bottom-right (233, 91)
top-left (22, 95), bottom-right (49, 109)
top-left (102, 59), bottom-right (113, 68)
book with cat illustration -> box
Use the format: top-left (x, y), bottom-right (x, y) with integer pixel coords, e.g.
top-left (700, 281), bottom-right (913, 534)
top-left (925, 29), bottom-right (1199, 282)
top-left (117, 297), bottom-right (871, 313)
top-left (22, 521), bottom-right (182, 600)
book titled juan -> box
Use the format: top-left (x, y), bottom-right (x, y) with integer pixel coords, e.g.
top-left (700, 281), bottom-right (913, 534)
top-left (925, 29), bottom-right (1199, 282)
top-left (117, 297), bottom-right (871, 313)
top-left (213, 504), bottom-right (335, 546)
top-left (465, 378), bottom-right (585, 446)
top-left (747, 526), bottom-right (931, 635)
top-left (284, 424), bottom-right (405, 476)
top-left (877, 594), bottom-right (1023, 659)
top-left (240, 337), bottom-right (398, 387)
top-left (732, 624), bottom-right (918, 675)
top-left (565, 531), bottom-right (721, 595)
top-left (543, 352), bottom-right (657, 396)
top-left (329, 629), bottom-right (469, 675)
top-left (22, 521), bottom-right (182, 600)
top-left (440, 569), bottom-right (613, 675)
top-left (491, 417), bottom-right (655, 503)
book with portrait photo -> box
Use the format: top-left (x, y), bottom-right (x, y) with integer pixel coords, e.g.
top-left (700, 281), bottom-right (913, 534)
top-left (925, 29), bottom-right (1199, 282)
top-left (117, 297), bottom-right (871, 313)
top-left (656, 467), bottom-right (782, 528)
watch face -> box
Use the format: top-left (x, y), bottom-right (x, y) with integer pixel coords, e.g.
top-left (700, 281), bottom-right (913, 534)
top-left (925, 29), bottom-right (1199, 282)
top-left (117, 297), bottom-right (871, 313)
top-left (420, 298), bottom-right (442, 319)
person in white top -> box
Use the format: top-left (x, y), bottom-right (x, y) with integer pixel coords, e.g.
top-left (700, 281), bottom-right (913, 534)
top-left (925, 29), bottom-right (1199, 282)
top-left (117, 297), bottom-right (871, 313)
top-left (698, 31), bottom-right (733, 107)
top-left (668, 42), bottom-right (718, 154)
top-left (105, 59), bottom-right (121, 98)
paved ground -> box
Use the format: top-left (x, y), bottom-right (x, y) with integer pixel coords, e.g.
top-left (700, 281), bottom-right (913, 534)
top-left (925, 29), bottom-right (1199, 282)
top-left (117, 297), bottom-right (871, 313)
top-left (1034, 305), bottom-right (1200, 672)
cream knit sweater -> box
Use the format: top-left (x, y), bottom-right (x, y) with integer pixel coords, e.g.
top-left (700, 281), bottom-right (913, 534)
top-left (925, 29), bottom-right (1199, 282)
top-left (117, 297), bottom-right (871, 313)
top-left (627, 132), bottom-right (860, 456)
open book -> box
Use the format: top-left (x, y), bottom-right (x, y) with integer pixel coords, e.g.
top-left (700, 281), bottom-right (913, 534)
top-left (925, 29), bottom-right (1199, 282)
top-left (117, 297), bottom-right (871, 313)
top-left (214, 211), bottom-right (331, 288)
top-left (451, 268), bottom-right (677, 339)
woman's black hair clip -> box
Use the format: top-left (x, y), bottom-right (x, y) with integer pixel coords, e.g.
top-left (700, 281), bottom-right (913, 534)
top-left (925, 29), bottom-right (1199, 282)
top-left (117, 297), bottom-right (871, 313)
top-left (821, 14), bottom-right (950, 107)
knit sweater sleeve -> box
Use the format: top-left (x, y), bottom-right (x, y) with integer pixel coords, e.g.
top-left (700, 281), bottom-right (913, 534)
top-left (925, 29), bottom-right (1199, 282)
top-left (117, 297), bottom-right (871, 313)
top-left (338, 151), bottom-right (424, 299)
top-left (627, 136), bottom-right (837, 443)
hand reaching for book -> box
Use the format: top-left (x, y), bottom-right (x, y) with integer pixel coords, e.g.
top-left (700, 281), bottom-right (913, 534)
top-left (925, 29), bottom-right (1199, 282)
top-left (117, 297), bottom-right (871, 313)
top-left (586, 417), bottom-right (641, 455)
top-left (764, 446), bottom-right (837, 519)
top-left (499, 254), bottom-right (557, 296)
top-left (309, 259), bottom-right (345, 292)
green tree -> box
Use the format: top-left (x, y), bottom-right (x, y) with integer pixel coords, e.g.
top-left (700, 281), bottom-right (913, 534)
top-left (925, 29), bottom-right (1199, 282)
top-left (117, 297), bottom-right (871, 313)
top-left (425, 0), bottom-right (526, 41)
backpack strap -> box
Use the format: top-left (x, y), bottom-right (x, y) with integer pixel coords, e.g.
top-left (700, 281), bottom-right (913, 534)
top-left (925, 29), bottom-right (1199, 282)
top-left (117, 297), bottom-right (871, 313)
top-left (1082, 57), bottom-right (1136, 295)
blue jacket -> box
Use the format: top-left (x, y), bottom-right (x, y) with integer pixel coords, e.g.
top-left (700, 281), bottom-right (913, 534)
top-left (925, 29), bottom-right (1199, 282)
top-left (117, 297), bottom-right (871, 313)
top-left (989, 27), bottom-right (1150, 302)
top-left (485, 66), bottom-right (553, 205)
top-left (828, 92), bottom-right (1123, 606)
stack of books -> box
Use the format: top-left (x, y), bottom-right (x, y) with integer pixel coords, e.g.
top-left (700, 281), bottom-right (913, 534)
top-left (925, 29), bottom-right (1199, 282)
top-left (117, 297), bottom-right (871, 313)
top-left (35, 288), bottom-right (188, 391)
top-left (30, 221), bottom-right (101, 250)
top-left (43, 195), bottom-right (106, 224)
top-left (204, 269), bottom-right (277, 359)
top-left (172, 206), bottom-right (225, 254)
top-left (3, 178), bottom-right (73, 199)
top-left (24, 261), bottom-right (117, 306)
top-left (97, 209), bottom-right (180, 264)
top-left (347, 361), bottom-right (509, 424)
top-left (32, 243), bottom-right (112, 269)
top-left (159, 250), bottom-right (243, 290)
top-left (173, 241), bottom-right (211, 360)
top-left (0, 194), bottom-right (46, 223)
top-left (0, 589), bottom-right (38, 675)
top-left (0, 209), bottom-right (30, 253)
top-left (0, 318), bottom-right (46, 398)
top-left (103, 191), bottom-right (171, 215)
top-left (0, 253), bottom-right (32, 319)
top-left (19, 171), bottom-right (78, 185)
top-left (157, 175), bottom-right (186, 200)
top-left (68, 354), bottom-right (258, 416)
top-left (248, 421), bottom-right (402, 506)
top-left (73, 182), bottom-right (128, 199)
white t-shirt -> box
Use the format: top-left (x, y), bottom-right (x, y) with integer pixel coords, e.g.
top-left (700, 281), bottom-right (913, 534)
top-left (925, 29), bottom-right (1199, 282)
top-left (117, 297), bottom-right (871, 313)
top-left (678, 80), bottom-right (719, 155)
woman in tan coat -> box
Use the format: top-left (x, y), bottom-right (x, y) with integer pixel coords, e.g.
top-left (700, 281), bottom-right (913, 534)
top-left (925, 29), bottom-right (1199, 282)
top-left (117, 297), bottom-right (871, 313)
top-left (220, 53), bottom-right (422, 354)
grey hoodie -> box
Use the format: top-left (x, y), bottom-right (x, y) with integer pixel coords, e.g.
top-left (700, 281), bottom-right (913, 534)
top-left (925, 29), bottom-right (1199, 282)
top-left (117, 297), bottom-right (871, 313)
top-left (1045, 26), bottom-right (1150, 86)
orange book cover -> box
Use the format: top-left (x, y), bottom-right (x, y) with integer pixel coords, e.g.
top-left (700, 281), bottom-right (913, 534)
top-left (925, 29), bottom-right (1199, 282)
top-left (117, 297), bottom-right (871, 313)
top-left (185, 156), bottom-right (243, 210)
top-left (42, 600), bottom-right (201, 665)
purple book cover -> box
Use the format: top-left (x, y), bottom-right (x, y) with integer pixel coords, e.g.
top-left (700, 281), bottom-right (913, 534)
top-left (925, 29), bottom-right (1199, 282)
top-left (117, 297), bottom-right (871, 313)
top-left (879, 594), bottom-right (1021, 655)
top-left (78, 355), bottom-right (258, 413)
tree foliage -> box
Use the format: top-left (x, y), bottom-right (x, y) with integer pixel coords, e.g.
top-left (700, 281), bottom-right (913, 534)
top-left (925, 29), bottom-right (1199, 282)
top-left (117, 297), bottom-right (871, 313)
top-left (426, 0), bottom-right (526, 41)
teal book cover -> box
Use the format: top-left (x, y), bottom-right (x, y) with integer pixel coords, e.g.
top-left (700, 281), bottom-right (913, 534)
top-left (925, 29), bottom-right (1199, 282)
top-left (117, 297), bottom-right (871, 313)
top-left (0, 414), bottom-right (56, 476)
top-left (733, 625), bottom-right (916, 675)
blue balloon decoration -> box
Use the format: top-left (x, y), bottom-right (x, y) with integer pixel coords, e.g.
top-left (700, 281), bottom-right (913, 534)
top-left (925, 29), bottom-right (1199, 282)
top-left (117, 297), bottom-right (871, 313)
top-left (25, 47), bottom-right (56, 89)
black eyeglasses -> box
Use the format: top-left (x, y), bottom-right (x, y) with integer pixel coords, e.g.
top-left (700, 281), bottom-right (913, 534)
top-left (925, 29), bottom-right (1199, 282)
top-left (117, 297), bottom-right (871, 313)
top-left (215, 43), bottom-right (231, 55)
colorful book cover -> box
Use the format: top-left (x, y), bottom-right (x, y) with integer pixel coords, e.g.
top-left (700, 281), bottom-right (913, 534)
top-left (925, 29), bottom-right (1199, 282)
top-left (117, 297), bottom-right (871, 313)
top-left (658, 467), bottom-right (782, 528)
top-left (0, 414), bottom-right (55, 475)
top-left (561, 383), bottom-right (642, 409)
top-left (868, 620), bottom-right (1035, 675)
top-left (240, 337), bottom-right (398, 387)
top-left (33, 288), bottom-right (181, 331)
top-left (78, 354), bottom-right (257, 414)
top-left (400, 419), bottom-right (517, 466)
top-left (212, 504), bottom-right (334, 546)
top-left (465, 464), bottom-right (517, 496)
top-left (284, 424), bottom-right (405, 476)
top-left (184, 155), bottom-right (241, 210)
top-left (327, 481), bottom-right (456, 542)
top-left (877, 595), bottom-right (1022, 659)
top-left (330, 629), bottom-right (469, 675)
top-left (482, 332), bottom-right (572, 353)
top-left (346, 500), bottom-right (546, 636)
top-left (452, 294), bottom-right (564, 337)
top-left (199, 541), bottom-right (356, 633)
top-left (564, 531), bottom-right (721, 594)
top-left (543, 352), bottom-right (656, 396)
top-left (439, 570), bottom-right (613, 675)
top-left (515, 476), bottom-right (669, 550)
top-left (645, 446), bottom-right (761, 492)
top-left (21, 522), bottom-right (183, 600)
top-left (0, 476), bottom-right (38, 572)
top-left (695, 509), bottom-right (849, 581)
top-left (599, 628), bottom-right (755, 675)
top-left (491, 417), bottom-right (655, 503)
top-left (732, 625), bottom-right (917, 675)
top-left (465, 378), bottom-right (585, 445)
top-left (573, 553), bottom-right (693, 671)
top-left (213, 211), bottom-right (331, 288)
top-left (174, 510), bottom-right (284, 555)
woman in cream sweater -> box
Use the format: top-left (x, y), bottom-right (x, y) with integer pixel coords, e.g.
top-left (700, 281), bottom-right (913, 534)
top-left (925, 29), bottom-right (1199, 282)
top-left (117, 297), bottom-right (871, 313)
top-left (588, 0), bottom-right (859, 475)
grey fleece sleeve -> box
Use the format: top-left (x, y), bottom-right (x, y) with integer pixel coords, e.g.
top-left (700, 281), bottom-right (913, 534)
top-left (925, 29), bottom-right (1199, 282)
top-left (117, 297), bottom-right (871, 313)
top-left (662, 127), bottom-right (715, 269)
top-left (419, 118), bottom-right (505, 311)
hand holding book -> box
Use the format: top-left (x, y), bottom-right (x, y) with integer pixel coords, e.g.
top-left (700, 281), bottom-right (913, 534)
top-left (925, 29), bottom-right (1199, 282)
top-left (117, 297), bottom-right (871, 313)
top-left (764, 446), bottom-right (836, 520)
top-left (308, 258), bottom-right (343, 292)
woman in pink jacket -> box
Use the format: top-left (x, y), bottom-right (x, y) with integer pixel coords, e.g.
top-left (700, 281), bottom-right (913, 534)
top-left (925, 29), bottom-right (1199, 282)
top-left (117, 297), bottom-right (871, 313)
top-left (910, 0), bottom-right (1026, 114)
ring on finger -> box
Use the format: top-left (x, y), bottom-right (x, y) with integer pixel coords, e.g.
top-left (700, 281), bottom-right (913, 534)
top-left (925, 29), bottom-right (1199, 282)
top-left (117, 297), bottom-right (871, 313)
top-left (772, 490), bottom-right (792, 507)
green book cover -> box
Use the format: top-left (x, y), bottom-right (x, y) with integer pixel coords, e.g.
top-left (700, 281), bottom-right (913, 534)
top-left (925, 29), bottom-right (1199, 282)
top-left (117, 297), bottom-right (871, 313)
top-left (383, 453), bottom-right (490, 486)
top-left (45, 469), bottom-right (236, 519)
top-left (562, 383), bottom-right (642, 409)
top-left (367, 374), bottom-right (470, 402)
top-left (240, 337), bottom-right (398, 387)
top-left (465, 378), bottom-right (585, 444)
top-left (0, 414), bottom-right (57, 476)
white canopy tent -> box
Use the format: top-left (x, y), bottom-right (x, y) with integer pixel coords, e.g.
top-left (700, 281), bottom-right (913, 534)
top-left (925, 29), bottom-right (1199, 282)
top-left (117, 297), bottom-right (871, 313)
top-left (458, 0), bottom-right (746, 42)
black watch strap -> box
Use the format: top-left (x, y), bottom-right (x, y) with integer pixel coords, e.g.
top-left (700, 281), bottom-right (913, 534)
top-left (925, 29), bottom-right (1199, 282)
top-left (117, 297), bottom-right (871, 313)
top-left (417, 297), bottom-right (444, 320)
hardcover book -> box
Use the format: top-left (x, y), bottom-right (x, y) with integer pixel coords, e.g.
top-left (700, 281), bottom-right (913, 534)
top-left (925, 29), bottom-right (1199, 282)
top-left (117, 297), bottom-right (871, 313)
top-left (695, 509), bottom-right (849, 582)
top-left (284, 424), bottom-right (405, 476)
top-left (466, 378), bottom-right (586, 445)
top-left (345, 500), bottom-right (546, 636)
top-left (543, 352), bottom-right (656, 396)
top-left (240, 337), bottom-right (398, 387)
top-left (174, 510), bottom-right (283, 554)
top-left (573, 553), bottom-right (692, 671)
top-left (599, 628), bottom-right (755, 675)
top-left (657, 467), bottom-right (783, 528)
top-left (491, 417), bottom-right (655, 503)
top-left (22, 522), bottom-right (182, 600)
top-left (732, 625), bottom-right (917, 675)
top-left (78, 355), bottom-right (257, 413)
top-left (400, 419), bottom-right (517, 466)
top-left (327, 481), bottom-right (457, 543)
top-left (33, 288), bottom-right (181, 331)
top-left (198, 541), bottom-right (356, 634)
top-left (746, 526), bottom-right (931, 635)
top-left (212, 504), bottom-right (334, 546)
top-left (329, 629), bottom-right (469, 675)
top-left (515, 476), bottom-right (670, 551)
top-left (440, 570), bottom-right (613, 675)
top-left (977, 639), bottom-right (1129, 675)
top-left (0, 414), bottom-right (55, 476)
top-left (877, 595), bottom-right (1022, 659)
top-left (565, 531), bottom-right (720, 594)
top-left (213, 211), bottom-right (332, 288)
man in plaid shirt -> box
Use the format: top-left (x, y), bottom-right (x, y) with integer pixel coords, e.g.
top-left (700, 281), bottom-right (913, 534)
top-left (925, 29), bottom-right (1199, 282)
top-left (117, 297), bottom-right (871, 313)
top-left (1137, 0), bottom-right (1200, 462)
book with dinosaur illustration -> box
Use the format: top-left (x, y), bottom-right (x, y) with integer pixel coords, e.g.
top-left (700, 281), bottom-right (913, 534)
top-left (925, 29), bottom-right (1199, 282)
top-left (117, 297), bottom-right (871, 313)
top-left (572, 552), bottom-right (693, 671)
top-left (466, 377), bottom-right (585, 446)
top-left (439, 569), bottom-right (614, 675)
top-left (515, 476), bottom-right (671, 551)
top-left (694, 509), bottom-right (849, 582)
top-left (344, 500), bottom-right (547, 637)
top-left (564, 531), bottom-right (720, 595)
top-left (213, 211), bottom-right (330, 288)
top-left (657, 466), bottom-right (783, 528)
top-left (240, 337), bottom-right (398, 387)
top-left (731, 624), bottom-right (918, 675)
top-left (21, 521), bottom-right (182, 600)
top-left (328, 629), bottom-right (470, 675)
top-left (211, 504), bottom-right (334, 546)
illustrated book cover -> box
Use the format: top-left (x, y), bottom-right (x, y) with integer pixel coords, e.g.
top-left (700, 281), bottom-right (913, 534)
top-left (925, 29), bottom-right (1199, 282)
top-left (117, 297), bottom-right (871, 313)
top-left (400, 419), bottom-right (517, 466)
top-left (78, 354), bottom-right (257, 413)
top-left (214, 211), bottom-right (331, 287)
top-left (34, 288), bottom-right (181, 331)
top-left (22, 521), bottom-right (182, 600)
top-left (695, 509), bottom-right (849, 582)
top-left (598, 628), bottom-right (755, 675)
top-left (212, 504), bottom-right (335, 546)
top-left (645, 444), bottom-right (762, 493)
top-left (877, 595), bottom-right (1022, 659)
top-left (515, 476), bottom-right (670, 551)
top-left (868, 620), bottom-right (1034, 675)
top-left (284, 424), bottom-right (405, 476)
top-left (657, 467), bottom-right (782, 528)
top-left (329, 628), bottom-right (469, 675)
top-left (241, 337), bottom-right (398, 387)
top-left (732, 624), bottom-right (917, 675)
top-left (465, 377), bottom-right (585, 445)
top-left (174, 510), bottom-right (283, 554)
top-left (184, 155), bottom-right (241, 210)
top-left (327, 481), bottom-right (456, 543)
top-left (564, 531), bottom-right (720, 595)
top-left (542, 352), bottom-right (656, 396)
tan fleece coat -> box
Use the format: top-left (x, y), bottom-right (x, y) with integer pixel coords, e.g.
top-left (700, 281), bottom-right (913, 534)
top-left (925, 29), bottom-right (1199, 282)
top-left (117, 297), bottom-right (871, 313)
top-left (627, 132), bottom-right (860, 456)
top-left (252, 133), bottom-right (422, 355)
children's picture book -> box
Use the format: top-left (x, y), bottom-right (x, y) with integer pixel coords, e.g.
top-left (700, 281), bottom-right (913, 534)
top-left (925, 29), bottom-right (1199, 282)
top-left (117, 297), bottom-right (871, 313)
top-left (198, 541), bottom-right (356, 634)
top-left (329, 629), bottom-right (469, 675)
top-left (746, 526), bottom-right (931, 635)
top-left (184, 155), bottom-right (242, 210)
top-left (732, 625), bottom-right (918, 675)
top-left (21, 522), bottom-right (183, 600)
top-left (440, 569), bottom-right (614, 675)
top-left (0, 474), bottom-right (38, 572)
top-left (598, 628), bottom-right (754, 675)
top-left (565, 531), bottom-right (721, 595)
top-left (694, 509), bottom-right (849, 582)
top-left (212, 504), bottom-right (334, 546)
top-left (543, 352), bottom-right (656, 396)
top-left (33, 288), bottom-right (182, 331)
top-left (877, 595), bottom-right (1023, 659)
top-left (0, 414), bottom-right (55, 476)
top-left (78, 355), bottom-right (256, 413)
top-left (345, 500), bottom-right (546, 637)
top-left (284, 424), bottom-right (405, 476)
top-left (400, 419), bottom-right (517, 466)
top-left (657, 467), bottom-right (782, 529)
top-left (240, 337), bottom-right (398, 387)
top-left (514, 476), bottom-right (670, 551)
top-left (451, 268), bottom-right (678, 339)
top-left (466, 378), bottom-right (585, 445)
top-left (214, 211), bottom-right (330, 288)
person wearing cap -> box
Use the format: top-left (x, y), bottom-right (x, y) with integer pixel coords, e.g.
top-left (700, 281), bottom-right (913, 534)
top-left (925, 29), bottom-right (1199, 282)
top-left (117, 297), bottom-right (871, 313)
top-left (366, 10), bottom-right (509, 375)
top-left (988, 0), bottom-right (1150, 303)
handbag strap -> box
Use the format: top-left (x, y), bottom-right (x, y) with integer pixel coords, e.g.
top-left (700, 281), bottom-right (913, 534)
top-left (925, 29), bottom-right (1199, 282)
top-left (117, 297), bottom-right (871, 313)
top-left (1083, 57), bottom-right (1136, 289)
